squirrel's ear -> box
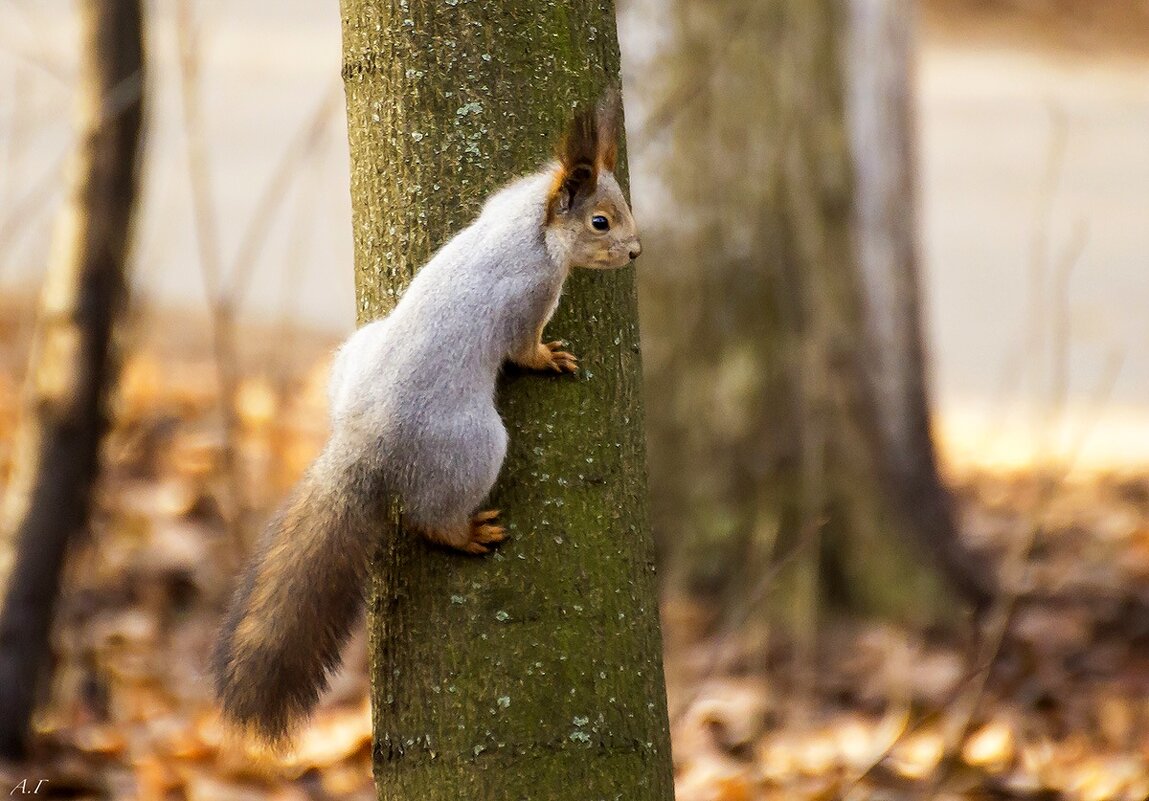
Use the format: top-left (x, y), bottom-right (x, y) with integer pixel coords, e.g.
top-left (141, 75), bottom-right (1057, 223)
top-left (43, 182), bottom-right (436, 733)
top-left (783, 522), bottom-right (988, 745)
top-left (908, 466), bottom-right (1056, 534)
top-left (549, 163), bottom-right (596, 218)
top-left (595, 86), bottom-right (621, 172)
top-left (549, 104), bottom-right (600, 218)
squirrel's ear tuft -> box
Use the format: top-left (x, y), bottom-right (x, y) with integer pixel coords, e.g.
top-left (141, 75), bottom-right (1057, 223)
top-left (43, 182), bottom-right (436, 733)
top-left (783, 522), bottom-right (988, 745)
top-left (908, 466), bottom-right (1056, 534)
top-left (549, 103), bottom-right (600, 219)
top-left (596, 86), bottom-right (621, 172)
top-left (558, 102), bottom-right (599, 174)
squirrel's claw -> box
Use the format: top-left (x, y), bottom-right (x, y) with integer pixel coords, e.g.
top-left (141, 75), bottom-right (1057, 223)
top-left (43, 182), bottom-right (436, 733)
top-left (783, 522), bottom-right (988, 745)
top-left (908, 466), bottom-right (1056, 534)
top-left (472, 524), bottom-right (506, 545)
top-left (513, 341), bottom-right (578, 374)
top-left (544, 340), bottom-right (579, 373)
top-left (461, 509), bottom-right (507, 554)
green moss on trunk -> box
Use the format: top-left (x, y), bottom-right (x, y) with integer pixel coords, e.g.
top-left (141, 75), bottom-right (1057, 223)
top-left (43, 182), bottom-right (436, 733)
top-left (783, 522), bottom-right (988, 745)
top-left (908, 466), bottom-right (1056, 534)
top-left (339, 2), bottom-right (675, 798)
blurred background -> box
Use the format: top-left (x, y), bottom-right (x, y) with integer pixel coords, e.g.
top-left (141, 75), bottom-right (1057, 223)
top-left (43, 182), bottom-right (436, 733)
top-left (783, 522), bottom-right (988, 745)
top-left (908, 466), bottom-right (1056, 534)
top-left (1, 0), bottom-right (1148, 799)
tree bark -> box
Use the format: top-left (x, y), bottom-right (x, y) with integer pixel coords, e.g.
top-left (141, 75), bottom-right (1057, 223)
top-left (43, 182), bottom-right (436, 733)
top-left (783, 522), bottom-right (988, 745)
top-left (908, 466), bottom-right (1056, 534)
top-left (339, 2), bottom-right (675, 799)
top-left (0, 0), bottom-right (145, 759)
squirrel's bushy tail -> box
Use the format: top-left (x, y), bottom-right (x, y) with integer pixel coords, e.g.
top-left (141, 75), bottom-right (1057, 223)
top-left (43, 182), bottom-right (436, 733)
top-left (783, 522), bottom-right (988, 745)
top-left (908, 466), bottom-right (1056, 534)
top-left (212, 449), bottom-right (380, 744)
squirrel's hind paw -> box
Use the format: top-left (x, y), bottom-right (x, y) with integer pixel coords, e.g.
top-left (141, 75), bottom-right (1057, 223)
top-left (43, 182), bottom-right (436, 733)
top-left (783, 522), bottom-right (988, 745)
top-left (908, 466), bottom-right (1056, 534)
top-left (463, 509), bottom-right (507, 554)
top-left (472, 508), bottom-right (500, 524)
top-left (450, 510), bottom-right (505, 553)
top-left (420, 510), bottom-right (507, 555)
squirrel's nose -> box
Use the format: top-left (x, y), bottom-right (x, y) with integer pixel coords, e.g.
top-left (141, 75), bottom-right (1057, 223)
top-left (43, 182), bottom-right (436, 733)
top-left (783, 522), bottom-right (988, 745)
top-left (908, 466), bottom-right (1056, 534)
top-left (628, 242), bottom-right (642, 260)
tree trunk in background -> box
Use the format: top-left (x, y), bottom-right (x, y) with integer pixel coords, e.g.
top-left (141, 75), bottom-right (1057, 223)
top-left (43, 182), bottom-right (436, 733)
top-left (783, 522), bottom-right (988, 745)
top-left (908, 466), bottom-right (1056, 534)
top-left (639, 0), bottom-right (990, 621)
top-left (339, 3), bottom-right (675, 799)
top-left (0, 0), bottom-right (145, 759)
top-left (845, 0), bottom-right (994, 607)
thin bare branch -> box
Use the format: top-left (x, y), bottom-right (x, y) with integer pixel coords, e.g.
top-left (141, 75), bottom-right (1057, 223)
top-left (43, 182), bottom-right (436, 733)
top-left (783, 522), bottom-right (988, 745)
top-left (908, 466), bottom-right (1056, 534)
top-left (173, 0), bottom-right (247, 555)
top-left (229, 82), bottom-right (341, 310)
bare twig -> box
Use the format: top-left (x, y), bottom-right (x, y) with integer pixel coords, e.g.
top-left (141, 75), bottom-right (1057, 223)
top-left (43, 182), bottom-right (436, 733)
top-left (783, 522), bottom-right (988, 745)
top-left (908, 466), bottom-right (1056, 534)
top-left (229, 82), bottom-right (341, 310)
top-left (264, 97), bottom-right (338, 499)
top-left (980, 107), bottom-right (1069, 456)
top-left (0, 152), bottom-right (66, 276)
top-left (668, 519), bottom-right (821, 727)
top-left (792, 337), bottom-right (828, 726)
top-left (1023, 106), bottom-right (1069, 460)
top-left (173, 0), bottom-right (340, 554)
top-left (174, 0), bottom-right (248, 555)
top-left (0, 3), bottom-right (72, 86)
top-left (1, 66), bottom-right (28, 210)
top-left (1043, 219), bottom-right (1089, 453)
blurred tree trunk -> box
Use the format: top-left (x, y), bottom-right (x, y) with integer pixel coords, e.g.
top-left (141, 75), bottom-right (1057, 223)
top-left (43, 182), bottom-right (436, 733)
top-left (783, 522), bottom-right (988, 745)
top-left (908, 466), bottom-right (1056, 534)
top-left (0, 0), bottom-right (145, 759)
top-left (845, 0), bottom-right (992, 606)
top-left (640, 0), bottom-right (992, 621)
top-left (340, 2), bottom-right (675, 799)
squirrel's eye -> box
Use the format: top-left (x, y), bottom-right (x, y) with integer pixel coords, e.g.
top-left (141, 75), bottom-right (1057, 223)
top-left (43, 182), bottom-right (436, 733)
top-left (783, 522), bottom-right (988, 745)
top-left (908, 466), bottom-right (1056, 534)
top-left (591, 215), bottom-right (610, 231)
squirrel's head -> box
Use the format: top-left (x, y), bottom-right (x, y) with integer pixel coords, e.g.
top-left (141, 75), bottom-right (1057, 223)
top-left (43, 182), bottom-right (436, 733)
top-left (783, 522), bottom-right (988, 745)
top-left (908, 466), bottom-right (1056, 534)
top-left (545, 89), bottom-right (641, 270)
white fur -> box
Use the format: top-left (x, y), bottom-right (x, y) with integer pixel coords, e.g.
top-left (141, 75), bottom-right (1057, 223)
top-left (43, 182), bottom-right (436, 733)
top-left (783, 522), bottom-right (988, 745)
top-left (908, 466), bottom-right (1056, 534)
top-left (326, 169), bottom-right (569, 533)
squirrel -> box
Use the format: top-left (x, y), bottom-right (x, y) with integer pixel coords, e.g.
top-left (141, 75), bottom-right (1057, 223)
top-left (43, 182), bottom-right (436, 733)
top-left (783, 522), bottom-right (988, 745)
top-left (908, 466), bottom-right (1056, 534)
top-left (211, 90), bottom-right (641, 745)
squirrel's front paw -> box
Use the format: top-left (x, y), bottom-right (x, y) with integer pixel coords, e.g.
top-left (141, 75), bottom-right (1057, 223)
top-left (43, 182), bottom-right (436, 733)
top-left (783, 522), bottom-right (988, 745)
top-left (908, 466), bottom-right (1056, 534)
top-left (513, 340), bottom-right (579, 374)
top-left (538, 340), bottom-right (579, 374)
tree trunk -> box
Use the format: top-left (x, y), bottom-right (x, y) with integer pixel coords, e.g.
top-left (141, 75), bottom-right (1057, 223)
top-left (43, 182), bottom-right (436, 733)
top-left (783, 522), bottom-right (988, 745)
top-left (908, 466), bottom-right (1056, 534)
top-left (339, 3), bottom-right (675, 799)
top-left (639, 0), bottom-right (990, 621)
top-left (0, 0), bottom-right (145, 759)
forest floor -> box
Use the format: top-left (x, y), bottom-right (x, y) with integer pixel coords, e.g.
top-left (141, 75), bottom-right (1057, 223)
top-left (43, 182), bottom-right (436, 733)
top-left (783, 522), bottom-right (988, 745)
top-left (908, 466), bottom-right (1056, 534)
top-left (0, 310), bottom-right (1147, 801)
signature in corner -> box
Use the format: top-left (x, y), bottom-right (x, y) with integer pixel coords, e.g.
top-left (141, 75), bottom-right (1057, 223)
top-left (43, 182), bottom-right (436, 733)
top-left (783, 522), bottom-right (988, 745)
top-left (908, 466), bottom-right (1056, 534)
top-left (9, 780), bottom-right (49, 796)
